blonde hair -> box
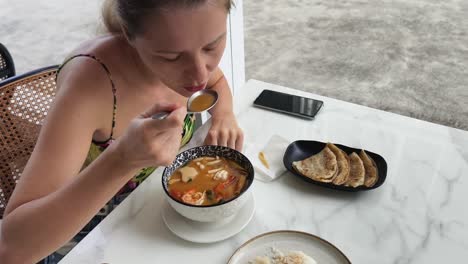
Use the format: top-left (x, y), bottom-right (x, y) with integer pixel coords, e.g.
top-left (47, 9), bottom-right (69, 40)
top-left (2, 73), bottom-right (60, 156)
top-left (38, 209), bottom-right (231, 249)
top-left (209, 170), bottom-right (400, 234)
top-left (102, 0), bottom-right (233, 39)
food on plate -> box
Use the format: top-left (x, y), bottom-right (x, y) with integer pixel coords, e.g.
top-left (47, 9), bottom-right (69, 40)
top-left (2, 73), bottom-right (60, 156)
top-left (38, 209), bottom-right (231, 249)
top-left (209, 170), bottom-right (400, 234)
top-left (292, 146), bottom-right (337, 182)
top-left (258, 151), bottom-right (270, 169)
top-left (168, 156), bottom-right (248, 206)
top-left (359, 150), bottom-right (378, 187)
top-left (327, 143), bottom-right (350, 185)
top-left (345, 152), bottom-right (365, 187)
top-left (292, 143), bottom-right (379, 188)
top-left (250, 249), bottom-right (317, 264)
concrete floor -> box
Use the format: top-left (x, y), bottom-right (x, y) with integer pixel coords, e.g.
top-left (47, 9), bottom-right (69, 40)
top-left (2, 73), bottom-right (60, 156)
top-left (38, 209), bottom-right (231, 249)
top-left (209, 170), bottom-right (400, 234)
top-left (244, 0), bottom-right (468, 130)
top-left (1, 0), bottom-right (467, 130)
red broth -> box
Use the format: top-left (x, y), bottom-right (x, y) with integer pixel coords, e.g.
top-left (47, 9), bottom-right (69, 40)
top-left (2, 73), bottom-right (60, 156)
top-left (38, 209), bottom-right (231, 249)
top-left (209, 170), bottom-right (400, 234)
top-left (168, 156), bottom-right (248, 206)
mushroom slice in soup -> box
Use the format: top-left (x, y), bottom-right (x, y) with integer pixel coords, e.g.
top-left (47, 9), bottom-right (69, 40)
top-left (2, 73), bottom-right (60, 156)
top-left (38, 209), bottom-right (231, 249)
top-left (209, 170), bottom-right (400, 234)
top-left (235, 175), bottom-right (247, 194)
top-left (196, 162), bottom-right (206, 170)
top-left (168, 178), bottom-right (181, 185)
top-left (179, 166), bottom-right (198, 183)
top-left (208, 167), bottom-right (223, 174)
top-left (207, 159), bottom-right (222, 166)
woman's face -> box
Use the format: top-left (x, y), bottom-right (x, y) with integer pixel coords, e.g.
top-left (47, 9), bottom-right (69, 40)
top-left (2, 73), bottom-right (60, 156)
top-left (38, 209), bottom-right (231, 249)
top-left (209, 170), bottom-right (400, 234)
top-left (132, 2), bottom-right (228, 97)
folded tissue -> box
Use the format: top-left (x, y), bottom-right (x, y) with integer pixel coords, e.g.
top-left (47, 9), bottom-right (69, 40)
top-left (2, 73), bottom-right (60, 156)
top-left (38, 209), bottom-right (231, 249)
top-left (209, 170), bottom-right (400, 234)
top-left (244, 134), bottom-right (290, 182)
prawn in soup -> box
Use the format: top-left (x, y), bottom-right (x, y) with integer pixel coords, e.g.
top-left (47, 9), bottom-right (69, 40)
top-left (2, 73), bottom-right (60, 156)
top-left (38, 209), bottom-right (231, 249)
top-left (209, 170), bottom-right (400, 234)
top-left (168, 156), bottom-right (248, 206)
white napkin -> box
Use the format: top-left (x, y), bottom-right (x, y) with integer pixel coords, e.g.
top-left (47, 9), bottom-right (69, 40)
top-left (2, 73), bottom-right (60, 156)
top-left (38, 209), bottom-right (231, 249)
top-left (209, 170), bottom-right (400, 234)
top-left (244, 134), bottom-right (290, 182)
top-left (183, 121), bottom-right (290, 182)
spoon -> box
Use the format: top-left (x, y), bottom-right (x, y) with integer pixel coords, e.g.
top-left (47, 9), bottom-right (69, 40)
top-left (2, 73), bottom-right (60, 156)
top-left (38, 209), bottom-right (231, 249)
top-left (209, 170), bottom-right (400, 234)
top-left (152, 89), bottom-right (219, 120)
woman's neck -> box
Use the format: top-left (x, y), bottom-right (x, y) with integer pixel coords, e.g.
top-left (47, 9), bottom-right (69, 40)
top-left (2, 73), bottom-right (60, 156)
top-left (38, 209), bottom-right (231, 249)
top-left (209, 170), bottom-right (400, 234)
top-left (118, 37), bottom-right (161, 88)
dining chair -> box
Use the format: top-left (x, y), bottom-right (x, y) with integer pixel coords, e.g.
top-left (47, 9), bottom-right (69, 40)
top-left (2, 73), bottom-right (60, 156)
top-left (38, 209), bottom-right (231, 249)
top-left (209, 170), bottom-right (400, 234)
top-left (0, 43), bottom-right (15, 81)
top-left (0, 65), bottom-right (59, 218)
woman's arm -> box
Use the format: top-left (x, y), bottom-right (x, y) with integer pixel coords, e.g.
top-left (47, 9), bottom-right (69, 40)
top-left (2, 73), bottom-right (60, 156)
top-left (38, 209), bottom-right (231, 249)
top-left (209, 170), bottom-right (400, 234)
top-left (0, 59), bottom-right (131, 263)
top-left (206, 67), bottom-right (233, 117)
top-left (204, 67), bottom-right (244, 150)
top-left (0, 59), bottom-right (186, 263)
top-left (0, 145), bottom-right (138, 263)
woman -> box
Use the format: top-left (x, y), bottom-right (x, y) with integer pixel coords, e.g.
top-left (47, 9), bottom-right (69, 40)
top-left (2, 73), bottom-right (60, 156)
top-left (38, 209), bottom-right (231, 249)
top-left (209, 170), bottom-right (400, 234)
top-left (0, 0), bottom-right (243, 263)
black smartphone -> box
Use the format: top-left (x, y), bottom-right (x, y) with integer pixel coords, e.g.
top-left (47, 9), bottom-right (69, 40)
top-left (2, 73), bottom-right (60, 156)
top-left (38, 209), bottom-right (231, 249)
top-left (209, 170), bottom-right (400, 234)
top-left (253, 89), bottom-right (323, 120)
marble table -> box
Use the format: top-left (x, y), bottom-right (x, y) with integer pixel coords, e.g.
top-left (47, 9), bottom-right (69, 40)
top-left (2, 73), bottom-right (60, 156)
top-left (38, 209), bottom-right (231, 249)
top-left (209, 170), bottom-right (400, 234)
top-left (60, 80), bottom-right (468, 264)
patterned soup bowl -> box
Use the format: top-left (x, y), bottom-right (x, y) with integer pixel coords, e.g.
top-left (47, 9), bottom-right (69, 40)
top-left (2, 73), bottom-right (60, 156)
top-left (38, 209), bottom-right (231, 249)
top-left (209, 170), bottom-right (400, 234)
top-left (162, 145), bottom-right (254, 222)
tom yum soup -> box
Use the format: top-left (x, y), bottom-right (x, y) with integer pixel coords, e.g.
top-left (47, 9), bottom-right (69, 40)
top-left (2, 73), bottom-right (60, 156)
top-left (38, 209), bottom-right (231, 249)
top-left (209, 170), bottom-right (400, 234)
top-left (188, 93), bottom-right (216, 112)
top-left (168, 156), bottom-right (248, 206)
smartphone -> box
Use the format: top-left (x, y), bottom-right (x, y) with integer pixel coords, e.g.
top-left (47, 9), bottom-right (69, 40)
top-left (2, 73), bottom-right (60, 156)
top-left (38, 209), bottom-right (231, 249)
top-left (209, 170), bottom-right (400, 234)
top-left (253, 89), bottom-right (323, 120)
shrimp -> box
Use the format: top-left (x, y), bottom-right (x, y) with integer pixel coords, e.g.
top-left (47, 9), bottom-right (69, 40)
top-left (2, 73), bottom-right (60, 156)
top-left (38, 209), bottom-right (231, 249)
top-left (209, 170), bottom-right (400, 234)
top-left (213, 170), bottom-right (229, 181)
top-left (181, 190), bottom-right (205, 205)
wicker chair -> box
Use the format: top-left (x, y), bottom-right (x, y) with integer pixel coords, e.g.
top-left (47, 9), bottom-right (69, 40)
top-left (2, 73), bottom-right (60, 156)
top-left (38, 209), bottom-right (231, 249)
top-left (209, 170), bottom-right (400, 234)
top-left (0, 43), bottom-right (15, 81)
top-left (0, 66), bottom-right (59, 218)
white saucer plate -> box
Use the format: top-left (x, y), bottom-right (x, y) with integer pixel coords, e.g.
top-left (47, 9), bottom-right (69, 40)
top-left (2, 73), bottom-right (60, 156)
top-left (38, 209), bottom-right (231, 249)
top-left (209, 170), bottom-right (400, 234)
top-left (227, 230), bottom-right (351, 264)
top-left (162, 192), bottom-right (255, 243)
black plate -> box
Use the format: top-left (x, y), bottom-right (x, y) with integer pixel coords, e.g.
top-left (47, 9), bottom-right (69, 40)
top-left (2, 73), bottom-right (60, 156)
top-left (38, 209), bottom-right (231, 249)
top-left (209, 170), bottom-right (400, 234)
top-left (283, 140), bottom-right (387, 192)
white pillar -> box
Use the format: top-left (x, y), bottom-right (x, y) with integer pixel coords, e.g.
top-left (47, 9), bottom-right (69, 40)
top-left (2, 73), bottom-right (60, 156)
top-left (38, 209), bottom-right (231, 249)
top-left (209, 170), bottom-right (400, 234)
top-left (199, 0), bottom-right (245, 124)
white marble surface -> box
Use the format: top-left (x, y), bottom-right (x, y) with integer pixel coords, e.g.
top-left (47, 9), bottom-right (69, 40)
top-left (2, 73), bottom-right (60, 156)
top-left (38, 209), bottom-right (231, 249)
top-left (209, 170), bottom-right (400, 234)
top-left (60, 80), bottom-right (468, 264)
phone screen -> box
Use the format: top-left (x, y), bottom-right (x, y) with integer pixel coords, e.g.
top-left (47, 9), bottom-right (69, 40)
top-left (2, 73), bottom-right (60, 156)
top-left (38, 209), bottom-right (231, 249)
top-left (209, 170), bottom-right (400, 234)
top-left (253, 89), bottom-right (323, 119)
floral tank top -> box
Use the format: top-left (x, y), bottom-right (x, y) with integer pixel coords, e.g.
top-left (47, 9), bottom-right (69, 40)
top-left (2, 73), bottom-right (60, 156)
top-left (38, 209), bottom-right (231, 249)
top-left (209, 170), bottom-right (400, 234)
top-left (46, 55), bottom-right (196, 262)
top-left (57, 54), bottom-right (196, 194)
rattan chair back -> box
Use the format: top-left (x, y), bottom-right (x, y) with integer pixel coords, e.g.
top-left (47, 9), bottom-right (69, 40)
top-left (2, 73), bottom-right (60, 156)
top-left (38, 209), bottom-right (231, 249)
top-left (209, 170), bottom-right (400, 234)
top-left (0, 43), bottom-right (15, 81)
top-left (0, 66), bottom-right (58, 218)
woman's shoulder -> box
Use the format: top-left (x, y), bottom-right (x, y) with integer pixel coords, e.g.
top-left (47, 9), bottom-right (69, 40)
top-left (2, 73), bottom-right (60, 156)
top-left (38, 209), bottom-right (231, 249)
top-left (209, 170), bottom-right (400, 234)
top-left (55, 35), bottom-right (123, 116)
top-left (57, 35), bottom-right (122, 91)
top-left (67, 34), bottom-right (121, 59)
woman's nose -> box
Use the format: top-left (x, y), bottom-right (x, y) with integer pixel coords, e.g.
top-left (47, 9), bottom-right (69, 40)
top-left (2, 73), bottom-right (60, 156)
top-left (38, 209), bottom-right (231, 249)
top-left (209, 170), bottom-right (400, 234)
top-left (186, 54), bottom-right (208, 84)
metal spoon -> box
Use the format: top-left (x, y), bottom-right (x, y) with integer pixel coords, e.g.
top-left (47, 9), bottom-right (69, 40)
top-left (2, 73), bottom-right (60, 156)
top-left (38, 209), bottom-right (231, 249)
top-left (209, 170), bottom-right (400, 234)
top-left (152, 89), bottom-right (219, 120)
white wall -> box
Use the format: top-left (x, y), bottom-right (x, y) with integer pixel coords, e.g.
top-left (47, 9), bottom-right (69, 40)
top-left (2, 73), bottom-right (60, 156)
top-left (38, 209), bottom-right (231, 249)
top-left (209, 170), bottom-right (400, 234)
top-left (218, 0), bottom-right (245, 96)
top-left (199, 0), bottom-right (245, 123)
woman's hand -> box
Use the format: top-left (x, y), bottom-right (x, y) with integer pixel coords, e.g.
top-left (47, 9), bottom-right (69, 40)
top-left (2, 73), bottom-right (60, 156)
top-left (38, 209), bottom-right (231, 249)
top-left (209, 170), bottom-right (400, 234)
top-left (114, 103), bottom-right (187, 169)
top-left (204, 112), bottom-right (244, 151)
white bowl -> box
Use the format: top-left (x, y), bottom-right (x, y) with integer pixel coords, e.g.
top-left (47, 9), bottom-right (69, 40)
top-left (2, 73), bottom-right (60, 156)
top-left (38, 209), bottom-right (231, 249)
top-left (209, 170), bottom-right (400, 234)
top-left (162, 145), bottom-right (254, 222)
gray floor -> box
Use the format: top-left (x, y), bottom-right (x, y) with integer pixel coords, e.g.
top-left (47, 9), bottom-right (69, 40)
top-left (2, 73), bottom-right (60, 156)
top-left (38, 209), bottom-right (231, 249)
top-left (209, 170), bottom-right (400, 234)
top-left (1, 0), bottom-right (467, 130)
top-left (244, 0), bottom-right (468, 130)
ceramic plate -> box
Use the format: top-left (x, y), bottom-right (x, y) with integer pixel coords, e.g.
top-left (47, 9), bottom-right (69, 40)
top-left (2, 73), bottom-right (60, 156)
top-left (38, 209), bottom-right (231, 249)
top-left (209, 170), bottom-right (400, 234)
top-left (283, 140), bottom-right (387, 192)
top-left (162, 192), bottom-right (255, 243)
top-left (227, 230), bottom-right (351, 264)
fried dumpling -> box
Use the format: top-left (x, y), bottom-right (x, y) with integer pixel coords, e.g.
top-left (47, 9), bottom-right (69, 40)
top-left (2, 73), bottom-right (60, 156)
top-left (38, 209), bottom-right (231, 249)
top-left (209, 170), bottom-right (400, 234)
top-left (327, 143), bottom-right (350, 185)
top-left (292, 147), bottom-right (338, 182)
top-left (345, 152), bottom-right (365, 187)
top-left (359, 150), bottom-right (378, 187)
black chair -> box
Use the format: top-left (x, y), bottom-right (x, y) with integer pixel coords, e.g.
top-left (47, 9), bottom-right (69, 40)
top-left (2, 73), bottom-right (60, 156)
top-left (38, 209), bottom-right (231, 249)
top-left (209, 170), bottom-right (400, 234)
top-left (0, 43), bottom-right (15, 81)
